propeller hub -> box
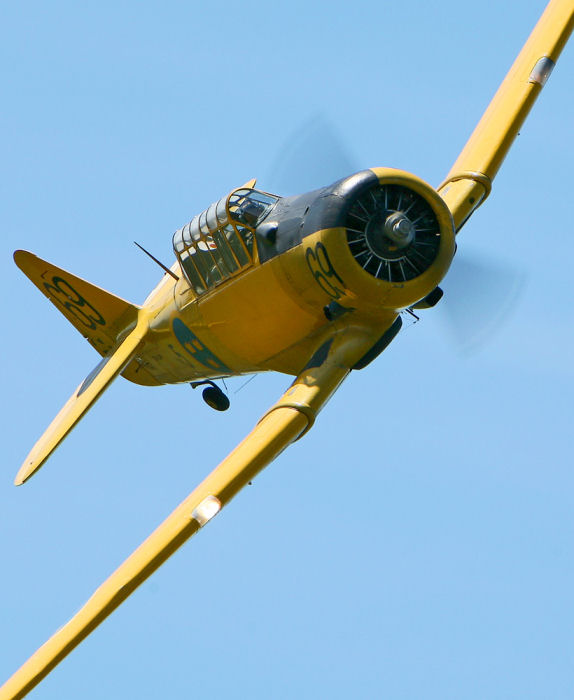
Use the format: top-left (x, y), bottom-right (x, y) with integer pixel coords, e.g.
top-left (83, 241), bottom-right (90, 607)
top-left (384, 212), bottom-right (415, 247)
top-left (364, 208), bottom-right (417, 261)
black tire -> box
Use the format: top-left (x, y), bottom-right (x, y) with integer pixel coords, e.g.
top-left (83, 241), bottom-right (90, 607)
top-left (202, 386), bottom-right (230, 411)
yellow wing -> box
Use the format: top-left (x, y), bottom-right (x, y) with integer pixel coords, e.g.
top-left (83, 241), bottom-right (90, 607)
top-left (0, 324), bottom-right (380, 700)
top-left (14, 312), bottom-right (150, 486)
top-left (438, 0), bottom-right (574, 230)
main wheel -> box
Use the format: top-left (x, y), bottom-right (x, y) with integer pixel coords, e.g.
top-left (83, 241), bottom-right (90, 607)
top-left (202, 385), bottom-right (230, 411)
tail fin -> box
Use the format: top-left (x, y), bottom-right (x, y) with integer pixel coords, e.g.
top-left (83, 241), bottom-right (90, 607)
top-left (14, 250), bottom-right (139, 357)
top-left (14, 251), bottom-right (155, 484)
top-left (15, 311), bottom-right (150, 485)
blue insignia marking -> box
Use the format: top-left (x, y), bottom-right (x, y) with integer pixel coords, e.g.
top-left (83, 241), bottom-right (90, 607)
top-left (172, 318), bottom-right (230, 374)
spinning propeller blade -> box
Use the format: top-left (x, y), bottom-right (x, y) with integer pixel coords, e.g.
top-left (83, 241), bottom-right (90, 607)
top-left (438, 253), bottom-right (526, 355)
top-left (265, 114), bottom-right (359, 195)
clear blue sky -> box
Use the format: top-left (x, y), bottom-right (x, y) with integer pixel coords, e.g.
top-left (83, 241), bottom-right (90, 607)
top-left (2, 1), bottom-right (574, 698)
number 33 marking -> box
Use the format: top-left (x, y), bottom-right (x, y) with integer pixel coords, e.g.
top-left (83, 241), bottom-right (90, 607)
top-left (305, 242), bottom-right (346, 300)
top-left (43, 276), bottom-right (106, 330)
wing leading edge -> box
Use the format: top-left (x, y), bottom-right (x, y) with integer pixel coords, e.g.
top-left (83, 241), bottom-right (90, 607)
top-left (438, 0), bottom-right (574, 230)
top-left (14, 311), bottom-right (151, 485)
top-left (0, 324), bottom-right (382, 700)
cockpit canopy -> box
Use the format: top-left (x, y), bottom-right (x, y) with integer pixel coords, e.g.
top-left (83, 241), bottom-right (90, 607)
top-left (173, 187), bottom-right (278, 295)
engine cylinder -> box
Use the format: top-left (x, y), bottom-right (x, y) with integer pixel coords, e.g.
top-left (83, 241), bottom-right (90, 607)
top-left (338, 168), bottom-right (455, 310)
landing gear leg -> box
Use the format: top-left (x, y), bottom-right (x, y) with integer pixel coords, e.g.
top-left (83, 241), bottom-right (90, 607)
top-left (190, 380), bottom-right (230, 411)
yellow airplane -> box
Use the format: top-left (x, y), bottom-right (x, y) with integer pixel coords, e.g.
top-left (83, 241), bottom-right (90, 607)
top-left (2, 0), bottom-right (573, 698)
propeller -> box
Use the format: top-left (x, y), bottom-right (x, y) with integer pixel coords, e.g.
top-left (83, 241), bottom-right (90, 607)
top-left (265, 114), bottom-right (526, 354)
top-left (264, 114), bottom-right (357, 196)
top-left (436, 252), bottom-right (526, 356)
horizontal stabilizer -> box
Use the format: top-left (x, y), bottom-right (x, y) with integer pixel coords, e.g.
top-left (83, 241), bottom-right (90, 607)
top-left (15, 313), bottom-right (150, 485)
top-left (14, 250), bottom-right (139, 357)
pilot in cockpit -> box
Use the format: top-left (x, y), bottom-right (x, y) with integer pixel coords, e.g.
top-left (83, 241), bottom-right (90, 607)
top-left (235, 198), bottom-right (266, 228)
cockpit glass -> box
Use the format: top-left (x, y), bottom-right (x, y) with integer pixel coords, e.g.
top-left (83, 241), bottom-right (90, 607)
top-left (229, 190), bottom-right (278, 228)
top-left (172, 187), bottom-right (279, 295)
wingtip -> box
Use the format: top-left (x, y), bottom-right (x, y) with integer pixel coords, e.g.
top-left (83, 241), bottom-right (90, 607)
top-left (13, 249), bottom-right (29, 263)
top-left (13, 249), bottom-right (36, 273)
top-left (14, 462), bottom-right (36, 486)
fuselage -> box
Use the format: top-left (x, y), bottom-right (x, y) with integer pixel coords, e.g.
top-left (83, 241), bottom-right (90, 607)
top-left (122, 168), bottom-right (456, 386)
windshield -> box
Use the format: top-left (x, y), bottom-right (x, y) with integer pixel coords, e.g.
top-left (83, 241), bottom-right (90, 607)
top-left (228, 189), bottom-right (278, 228)
top-left (173, 187), bottom-right (279, 295)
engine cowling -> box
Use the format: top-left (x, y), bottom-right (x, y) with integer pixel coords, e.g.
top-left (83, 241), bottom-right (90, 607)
top-left (303, 168), bottom-right (455, 314)
top-left (258, 167), bottom-right (455, 322)
top-left (339, 168), bottom-right (455, 310)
